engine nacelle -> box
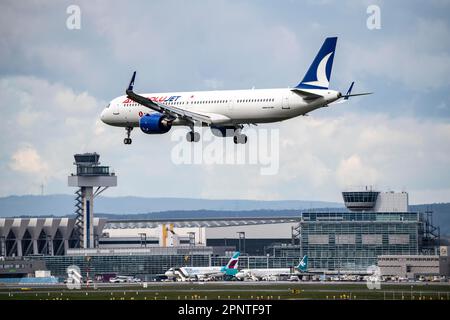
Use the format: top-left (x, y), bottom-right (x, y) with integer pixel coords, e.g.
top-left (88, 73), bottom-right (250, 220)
top-left (139, 113), bottom-right (172, 134)
top-left (210, 126), bottom-right (236, 137)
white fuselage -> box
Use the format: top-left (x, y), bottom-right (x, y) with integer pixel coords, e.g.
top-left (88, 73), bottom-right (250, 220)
top-left (165, 267), bottom-right (224, 280)
top-left (100, 88), bottom-right (340, 127)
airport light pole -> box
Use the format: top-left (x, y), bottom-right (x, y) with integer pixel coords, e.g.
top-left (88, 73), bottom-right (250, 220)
top-left (187, 232), bottom-right (196, 247)
top-left (138, 233), bottom-right (147, 248)
top-left (85, 256), bottom-right (91, 288)
top-left (237, 232), bottom-right (245, 254)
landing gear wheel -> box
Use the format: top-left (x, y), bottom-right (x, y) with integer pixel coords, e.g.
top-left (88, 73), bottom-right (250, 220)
top-left (233, 134), bottom-right (247, 144)
top-left (124, 127), bottom-right (133, 145)
top-left (193, 132), bottom-right (200, 142)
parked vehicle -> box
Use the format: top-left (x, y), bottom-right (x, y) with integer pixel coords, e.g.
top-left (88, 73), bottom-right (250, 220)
top-left (109, 276), bottom-right (129, 283)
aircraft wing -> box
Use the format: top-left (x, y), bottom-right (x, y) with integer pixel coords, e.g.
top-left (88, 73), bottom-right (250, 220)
top-left (126, 71), bottom-right (229, 125)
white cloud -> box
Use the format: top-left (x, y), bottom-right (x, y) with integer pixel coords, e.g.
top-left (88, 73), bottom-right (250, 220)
top-left (336, 154), bottom-right (379, 188)
top-left (0, 1), bottom-right (449, 204)
top-left (0, 75), bottom-right (118, 195)
top-left (341, 17), bottom-right (450, 91)
top-left (9, 146), bottom-right (48, 175)
top-left (191, 112), bottom-right (450, 203)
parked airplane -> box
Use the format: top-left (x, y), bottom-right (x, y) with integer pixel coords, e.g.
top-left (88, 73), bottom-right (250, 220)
top-left (101, 37), bottom-right (371, 144)
top-left (164, 251), bottom-right (240, 281)
top-left (235, 255), bottom-right (308, 281)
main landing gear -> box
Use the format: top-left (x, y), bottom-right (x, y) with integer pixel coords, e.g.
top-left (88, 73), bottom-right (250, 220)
top-left (186, 131), bottom-right (200, 142)
top-left (124, 127), bottom-right (133, 145)
top-left (185, 125), bottom-right (247, 144)
top-left (233, 134), bottom-right (248, 144)
top-left (233, 125), bottom-right (247, 144)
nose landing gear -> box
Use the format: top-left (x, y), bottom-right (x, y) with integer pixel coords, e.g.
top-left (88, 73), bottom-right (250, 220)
top-left (124, 127), bottom-right (133, 145)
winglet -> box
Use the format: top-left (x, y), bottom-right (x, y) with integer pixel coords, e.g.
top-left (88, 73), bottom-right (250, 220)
top-left (127, 71), bottom-right (136, 93)
top-left (344, 81), bottom-right (354, 100)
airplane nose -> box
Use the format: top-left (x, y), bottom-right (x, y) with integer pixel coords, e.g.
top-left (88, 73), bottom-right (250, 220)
top-left (100, 108), bottom-right (108, 124)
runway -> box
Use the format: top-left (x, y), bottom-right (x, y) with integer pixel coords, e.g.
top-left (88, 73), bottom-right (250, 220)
top-left (1, 281), bottom-right (449, 300)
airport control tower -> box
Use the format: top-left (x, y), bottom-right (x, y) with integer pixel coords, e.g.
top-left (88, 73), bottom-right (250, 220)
top-left (68, 153), bottom-right (117, 249)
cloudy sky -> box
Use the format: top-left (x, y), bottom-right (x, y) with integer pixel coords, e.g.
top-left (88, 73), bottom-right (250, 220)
top-left (1, 0), bottom-right (449, 204)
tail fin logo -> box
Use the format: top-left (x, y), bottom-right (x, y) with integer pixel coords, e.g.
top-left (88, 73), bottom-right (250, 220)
top-left (296, 37), bottom-right (337, 90)
top-left (301, 52), bottom-right (333, 88)
top-left (297, 255), bottom-right (308, 272)
top-left (221, 251), bottom-right (240, 275)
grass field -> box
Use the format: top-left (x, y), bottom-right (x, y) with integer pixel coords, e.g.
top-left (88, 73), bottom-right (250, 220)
top-left (1, 282), bottom-right (450, 300)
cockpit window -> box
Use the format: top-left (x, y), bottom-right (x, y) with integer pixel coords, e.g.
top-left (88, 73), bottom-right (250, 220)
top-left (106, 103), bottom-right (110, 108)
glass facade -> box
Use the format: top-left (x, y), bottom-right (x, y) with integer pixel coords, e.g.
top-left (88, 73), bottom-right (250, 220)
top-left (76, 166), bottom-right (110, 176)
top-left (206, 239), bottom-right (292, 256)
top-left (295, 212), bottom-right (421, 272)
top-left (342, 191), bottom-right (379, 211)
top-left (19, 210), bottom-right (435, 277)
top-left (211, 255), bottom-right (302, 270)
top-left (29, 254), bottom-right (211, 279)
top-left (27, 254), bottom-right (309, 279)
top-left (342, 192), bottom-right (379, 203)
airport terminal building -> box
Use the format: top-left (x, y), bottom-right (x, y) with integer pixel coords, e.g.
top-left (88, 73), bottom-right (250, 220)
top-left (0, 189), bottom-right (444, 279)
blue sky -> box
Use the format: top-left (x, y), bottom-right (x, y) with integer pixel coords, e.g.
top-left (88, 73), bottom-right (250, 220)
top-left (0, 0), bottom-right (449, 203)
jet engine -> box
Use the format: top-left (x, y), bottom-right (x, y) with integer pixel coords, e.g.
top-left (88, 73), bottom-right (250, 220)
top-left (139, 113), bottom-right (172, 134)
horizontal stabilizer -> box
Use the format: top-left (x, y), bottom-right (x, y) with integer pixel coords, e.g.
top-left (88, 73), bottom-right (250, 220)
top-left (342, 81), bottom-right (373, 99)
top-left (342, 92), bottom-right (373, 98)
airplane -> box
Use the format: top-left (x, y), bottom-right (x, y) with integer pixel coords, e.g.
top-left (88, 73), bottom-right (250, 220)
top-left (100, 37), bottom-right (371, 145)
top-left (235, 255), bottom-right (308, 281)
top-left (164, 251), bottom-right (240, 281)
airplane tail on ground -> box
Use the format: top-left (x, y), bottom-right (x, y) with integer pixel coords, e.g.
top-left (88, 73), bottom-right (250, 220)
top-left (221, 251), bottom-right (240, 276)
top-left (296, 37), bottom-right (337, 90)
top-left (296, 255), bottom-right (308, 272)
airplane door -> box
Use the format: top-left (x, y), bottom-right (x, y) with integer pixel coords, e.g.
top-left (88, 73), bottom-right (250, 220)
top-left (281, 96), bottom-right (290, 110)
top-left (228, 99), bottom-right (234, 112)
